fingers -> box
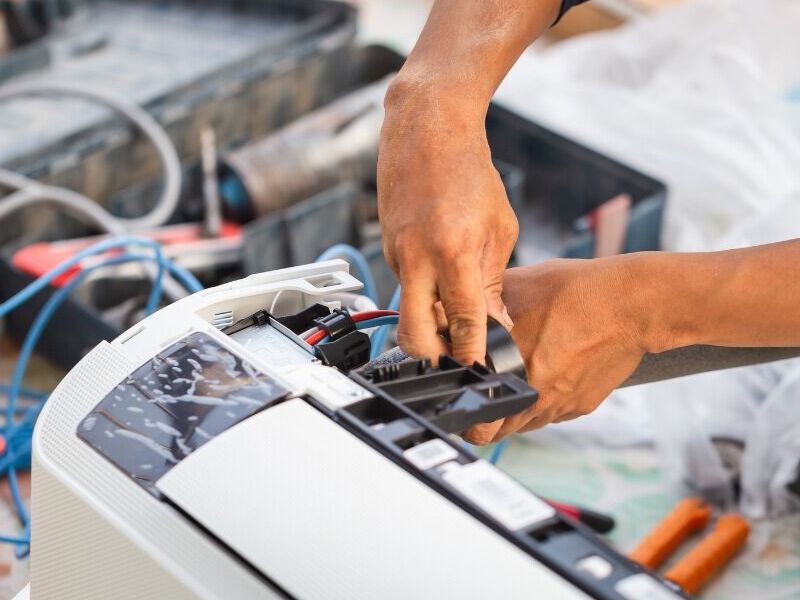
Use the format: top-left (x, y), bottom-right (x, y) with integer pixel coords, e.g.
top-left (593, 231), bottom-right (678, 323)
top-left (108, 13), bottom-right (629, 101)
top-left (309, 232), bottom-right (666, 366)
top-left (482, 240), bottom-right (515, 331)
top-left (438, 259), bottom-right (488, 365)
top-left (396, 266), bottom-right (449, 361)
top-left (463, 419), bottom-right (505, 445)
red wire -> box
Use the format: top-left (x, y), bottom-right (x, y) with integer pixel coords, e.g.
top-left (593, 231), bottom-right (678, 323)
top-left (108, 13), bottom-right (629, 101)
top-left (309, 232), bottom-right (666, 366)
top-left (306, 330), bottom-right (328, 345)
top-left (351, 310), bottom-right (400, 321)
top-left (306, 310), bottom-right (399, 346)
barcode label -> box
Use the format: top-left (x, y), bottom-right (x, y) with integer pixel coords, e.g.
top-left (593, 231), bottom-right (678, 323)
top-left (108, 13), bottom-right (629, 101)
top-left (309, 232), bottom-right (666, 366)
top-left (442, 460), bottom-right (554, 530)
top-left (403, 439), bottom-right (459, 471)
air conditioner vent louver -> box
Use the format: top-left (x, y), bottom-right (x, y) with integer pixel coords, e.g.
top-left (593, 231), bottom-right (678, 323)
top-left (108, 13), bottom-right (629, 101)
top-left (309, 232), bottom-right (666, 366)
top-left (212, 310), bottom-right (234, 330)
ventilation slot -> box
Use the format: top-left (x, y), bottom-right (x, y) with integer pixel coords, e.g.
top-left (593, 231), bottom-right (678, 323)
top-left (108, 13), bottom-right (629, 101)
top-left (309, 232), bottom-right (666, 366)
top-left (212, 310), bottom-right (234, 330)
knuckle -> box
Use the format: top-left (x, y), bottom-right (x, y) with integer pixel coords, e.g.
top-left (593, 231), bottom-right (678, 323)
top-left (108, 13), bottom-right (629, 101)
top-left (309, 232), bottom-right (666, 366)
top-left (431, 232), bottom-right (476, 260)
top-left (463, 425), bottom-right (496, 446)
top-left (382, 241), bottom-right (399, 274)
top-left (393, 229), bottom-right (423, 265)
top-left (497, 215), bottom-right (519, 242)
top-left (396, 329), bottom-right (432, 359)
top-left (447, 311), bottom-right (484, 341)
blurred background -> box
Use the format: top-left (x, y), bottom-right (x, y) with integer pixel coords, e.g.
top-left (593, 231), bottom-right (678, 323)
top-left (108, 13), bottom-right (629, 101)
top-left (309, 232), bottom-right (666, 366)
top-left (0, 0), bottom-right (799, 598)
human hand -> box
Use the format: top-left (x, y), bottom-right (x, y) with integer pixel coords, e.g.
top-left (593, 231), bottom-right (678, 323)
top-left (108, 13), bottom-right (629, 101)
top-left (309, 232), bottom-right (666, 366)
top-left (463, 256), bottom-right (660, 444)
top-left (378, 79), bottom-right (518, 365)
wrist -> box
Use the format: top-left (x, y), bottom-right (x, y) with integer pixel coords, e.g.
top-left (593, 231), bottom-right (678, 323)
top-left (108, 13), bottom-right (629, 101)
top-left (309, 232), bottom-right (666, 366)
top-left (383, 71), bottom-right (490, 132)
top-left (620, 252), bottom-right (706, 354)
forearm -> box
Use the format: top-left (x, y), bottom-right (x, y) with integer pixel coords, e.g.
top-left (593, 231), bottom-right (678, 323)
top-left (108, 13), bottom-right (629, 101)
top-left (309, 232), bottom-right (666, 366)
top-left (633, 240), bottom-right (800, 351)
top-left (385, 0), bottom-right (561, 120)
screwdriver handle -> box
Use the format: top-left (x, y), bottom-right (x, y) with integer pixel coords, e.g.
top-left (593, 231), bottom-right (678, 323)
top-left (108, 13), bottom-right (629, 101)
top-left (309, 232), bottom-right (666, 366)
top-left (664, 514), bottom-right (749, 595)
top-left (628, 497), bottom-right (711, 569)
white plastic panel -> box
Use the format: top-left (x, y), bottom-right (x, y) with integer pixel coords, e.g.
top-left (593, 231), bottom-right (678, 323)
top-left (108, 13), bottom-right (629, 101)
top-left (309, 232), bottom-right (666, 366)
top-left (158, 399), bottom-right (589, 600)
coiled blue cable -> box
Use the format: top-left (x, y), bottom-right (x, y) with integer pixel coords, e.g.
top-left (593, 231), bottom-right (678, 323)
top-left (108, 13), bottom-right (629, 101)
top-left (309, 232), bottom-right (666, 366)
top-left (0, 235), bottom-right (202, 319)
top-left (4, 252), bottom-right (199, 424)
top-left (0, 249), bottom-right (202, 555)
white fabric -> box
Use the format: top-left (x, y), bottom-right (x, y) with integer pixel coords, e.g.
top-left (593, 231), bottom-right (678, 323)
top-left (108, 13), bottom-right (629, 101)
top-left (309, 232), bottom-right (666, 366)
top-left (500, 0), bottom-right (800, 517)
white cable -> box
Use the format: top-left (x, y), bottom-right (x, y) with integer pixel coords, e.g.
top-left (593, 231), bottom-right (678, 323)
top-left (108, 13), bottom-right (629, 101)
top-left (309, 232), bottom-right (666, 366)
top-left (0, 183), bottom-right (124, 233)
top-left (0, 182), bottom-right (187, 300)
top-left (0, 80), bottom-right (182, 231)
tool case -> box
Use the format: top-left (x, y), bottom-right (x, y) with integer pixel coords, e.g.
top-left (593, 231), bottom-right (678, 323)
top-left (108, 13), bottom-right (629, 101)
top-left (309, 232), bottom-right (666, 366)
top-left (0, 0), bottom-right (359, 243)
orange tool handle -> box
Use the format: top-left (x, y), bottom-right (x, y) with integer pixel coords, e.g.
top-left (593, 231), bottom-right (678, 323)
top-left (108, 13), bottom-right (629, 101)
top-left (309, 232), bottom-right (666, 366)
top-left (629, 497), bottom-right (711, 569)
top-left (665, 514), bottom-right (749, 595)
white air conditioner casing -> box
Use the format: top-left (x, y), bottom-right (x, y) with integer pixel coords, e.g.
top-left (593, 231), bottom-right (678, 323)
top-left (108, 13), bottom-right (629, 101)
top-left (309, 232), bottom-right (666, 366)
top-left (31, 261), bottom-right (683, 600)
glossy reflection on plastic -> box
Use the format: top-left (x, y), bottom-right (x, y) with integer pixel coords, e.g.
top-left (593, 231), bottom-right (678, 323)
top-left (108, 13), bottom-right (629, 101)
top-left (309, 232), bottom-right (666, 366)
top-left (78, 332), bottom-right (288, 494)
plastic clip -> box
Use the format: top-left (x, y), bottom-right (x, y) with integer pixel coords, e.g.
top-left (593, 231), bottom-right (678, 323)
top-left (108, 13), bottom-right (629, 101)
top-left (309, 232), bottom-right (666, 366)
top-left (313, 309), bottom-right (356, 341)
top-left (316, 331), bottom-right (371, 371)
top-left (222, 309), bottom-right (270, 335)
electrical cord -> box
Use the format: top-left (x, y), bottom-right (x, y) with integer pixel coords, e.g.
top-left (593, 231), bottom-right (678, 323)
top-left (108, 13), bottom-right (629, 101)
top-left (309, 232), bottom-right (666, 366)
top-left (370, 284), bottom-right (400, 359)
top-left (0, 248), bottom-right (201, 555)
top-left (0, 235), bottom-right (202, 319)
top-left (489, 438), bottom-right (510, 465)
top-left (0, 80), bottom-right (182, 231)
top-left (299, 309), bottom-right (400, 341)
top-left (5, 250), bottom-right (198, 425)
top-left (308, 313), bottom-right (400, 346)
top-left (0, 384), bottom-right (47, 404)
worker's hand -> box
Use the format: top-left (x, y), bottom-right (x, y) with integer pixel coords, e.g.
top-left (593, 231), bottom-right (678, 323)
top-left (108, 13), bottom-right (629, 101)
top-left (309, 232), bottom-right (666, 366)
top-left (378, 81), bottom-right (518, 365)
top-left (464, 257), bottom-right (658, 444)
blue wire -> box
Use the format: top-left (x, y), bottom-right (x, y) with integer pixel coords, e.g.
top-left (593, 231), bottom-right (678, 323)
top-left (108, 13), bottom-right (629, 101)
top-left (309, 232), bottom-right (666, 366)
top-left (370, 284), bottom-right (401, 359)
top-left (0, 384), bottom-right (47, 404)
top-left (0, 250), bottom-right (203, 553)
top-left (7, 470), bottom-right (27, 529)
top-left (145, 248), bottom-right (166, 315)
top-left (316, 244), bottom-right (379, 305)
top-left (0, 534), bottom-right (28, 545)
top-left (315, 315), bottom-right (400, 346)
top-left (5, 252), bottom-right (199, 424)
top-left (489, 438), bottom-right (510, 465)
top-left (0, 235), bottom-right (202, 318)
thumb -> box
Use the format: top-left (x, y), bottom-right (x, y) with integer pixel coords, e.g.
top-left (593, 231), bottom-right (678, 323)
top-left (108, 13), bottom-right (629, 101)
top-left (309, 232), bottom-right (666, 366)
top-left (463, 419), bottom-right (505, 446)
top-left (485, 290), bottom-right (514, 332)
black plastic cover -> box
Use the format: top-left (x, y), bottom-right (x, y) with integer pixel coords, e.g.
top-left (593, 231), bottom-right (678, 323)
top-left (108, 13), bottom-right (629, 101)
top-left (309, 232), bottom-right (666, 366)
top-left (355, 356), bottom-right (537, 434)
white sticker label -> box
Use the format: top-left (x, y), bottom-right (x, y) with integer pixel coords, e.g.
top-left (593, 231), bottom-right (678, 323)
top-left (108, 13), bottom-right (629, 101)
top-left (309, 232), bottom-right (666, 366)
top-left (442, 460), bottom-right (555, 530)
top-left (403, 440), bottom-right (460, 471)
top-left (282, 365), bottom-right (372, 409)
top-left (615, 575), bottom-right (683, 600)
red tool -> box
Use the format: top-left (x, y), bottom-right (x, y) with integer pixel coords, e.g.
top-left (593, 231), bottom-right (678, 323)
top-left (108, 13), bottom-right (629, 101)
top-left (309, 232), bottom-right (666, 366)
top-left (547, 499), bottom-right (616, 534)
top-left (11, 222), bottom-right (242, 285)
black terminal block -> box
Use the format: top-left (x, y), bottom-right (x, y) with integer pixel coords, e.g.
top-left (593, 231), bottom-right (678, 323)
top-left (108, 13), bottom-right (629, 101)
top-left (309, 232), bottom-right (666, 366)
top-left (313, 309), bottom-right (371, 371)
top-left (316, 331), bottom-right (371, 372)
top-left (356, 356), bottom-right (538, 434)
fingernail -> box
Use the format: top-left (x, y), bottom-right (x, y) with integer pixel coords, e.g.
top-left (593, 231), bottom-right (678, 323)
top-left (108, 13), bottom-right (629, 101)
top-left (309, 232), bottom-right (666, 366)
top-left (502, 307), bottom-right (514, 330)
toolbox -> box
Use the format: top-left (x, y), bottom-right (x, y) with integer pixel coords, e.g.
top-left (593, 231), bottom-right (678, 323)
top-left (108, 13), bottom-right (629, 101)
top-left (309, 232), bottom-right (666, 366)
top-left (0, 0), bottom-right (359, 243)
